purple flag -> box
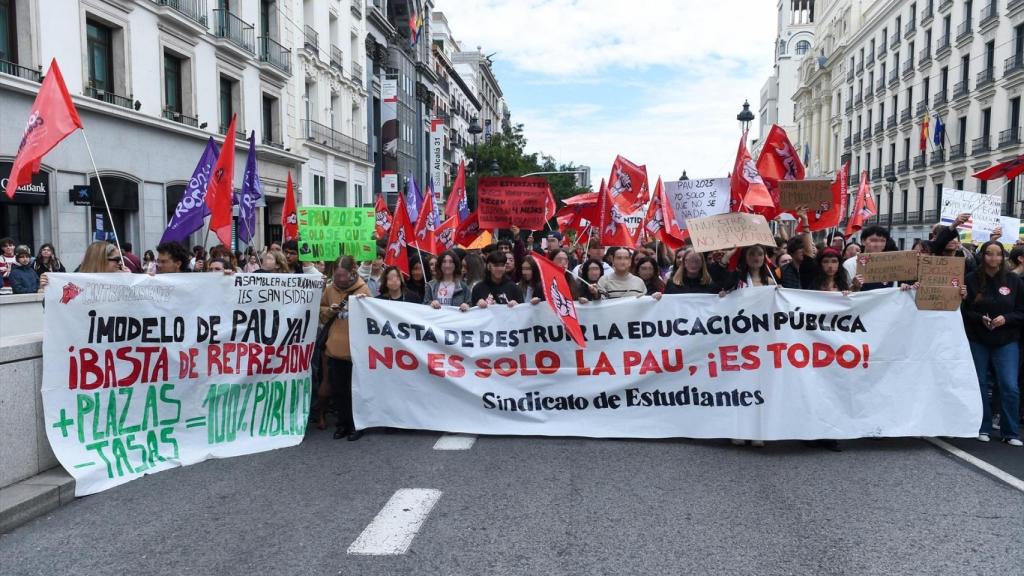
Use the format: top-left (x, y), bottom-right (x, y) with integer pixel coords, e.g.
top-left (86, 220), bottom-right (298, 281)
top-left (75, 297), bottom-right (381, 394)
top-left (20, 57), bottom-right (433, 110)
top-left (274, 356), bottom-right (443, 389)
top-left (160, 138), bottom-right (219, 244)
top-left (237, 131), bottom-right (262, 244)
top-left (405, 174), bottom-right (423, 223)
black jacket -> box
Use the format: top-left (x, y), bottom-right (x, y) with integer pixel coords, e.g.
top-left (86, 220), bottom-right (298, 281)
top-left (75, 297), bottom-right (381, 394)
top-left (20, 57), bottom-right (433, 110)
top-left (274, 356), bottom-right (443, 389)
top-left (781, 258), bottom-right (817, 289)
top-left (962, 270), bottom-right (1024, 347)
top-left (377, 290), bottom-right (421, 304)
top-left (665, 275), bottom-right (718, 294)
top-left (470, 276), bottom-right (523, 306)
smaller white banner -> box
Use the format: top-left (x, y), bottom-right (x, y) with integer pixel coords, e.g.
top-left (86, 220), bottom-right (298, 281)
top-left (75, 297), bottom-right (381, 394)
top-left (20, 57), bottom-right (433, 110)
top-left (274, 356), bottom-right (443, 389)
top-left (664, 178), bottom-right (730, 230)
top-left (940, 188), bottom-right (1002, 236)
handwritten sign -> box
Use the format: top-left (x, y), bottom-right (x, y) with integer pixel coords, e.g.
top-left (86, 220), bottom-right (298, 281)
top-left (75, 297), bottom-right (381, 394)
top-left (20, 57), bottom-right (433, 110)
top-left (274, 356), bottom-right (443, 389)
top-left (916, 286), bottom-right (963, 311)
top-left (778, 180), bottom-right (833, 211)
top-left (297, 207), bottom-right (375, 262)
top-left (855, 251), bottom-right (919, 283)
top-left (917, 254), bottom-right (966, 287)
top-left (687, 212), bottom-right (775, 253)
top-left (939, 188), bottom-right (1002, 237)
top-left (664, 178), bottom-right (729, 230)
top-left (477, 177), bottom-right (553, 229)
top-left (999, 215), bottom-right (1022, 249)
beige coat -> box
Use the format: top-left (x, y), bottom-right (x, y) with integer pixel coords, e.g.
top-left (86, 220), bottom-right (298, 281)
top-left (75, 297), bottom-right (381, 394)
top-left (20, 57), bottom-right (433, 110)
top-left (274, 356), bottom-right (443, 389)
top-left (320, 277), bottom-right (371, 360)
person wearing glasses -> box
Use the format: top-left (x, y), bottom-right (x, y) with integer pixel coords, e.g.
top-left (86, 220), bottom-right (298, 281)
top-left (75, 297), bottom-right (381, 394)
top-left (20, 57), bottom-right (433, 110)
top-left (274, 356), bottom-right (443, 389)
top-left (155, 241), bottom-right (189, 274)
top-left (79, 242), bottom-right (125, 273)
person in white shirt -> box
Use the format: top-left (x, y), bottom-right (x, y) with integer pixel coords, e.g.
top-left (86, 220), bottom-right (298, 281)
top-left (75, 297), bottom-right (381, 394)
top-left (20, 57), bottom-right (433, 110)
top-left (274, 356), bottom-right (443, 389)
top-left (595, 247), bottom-right (662, 300)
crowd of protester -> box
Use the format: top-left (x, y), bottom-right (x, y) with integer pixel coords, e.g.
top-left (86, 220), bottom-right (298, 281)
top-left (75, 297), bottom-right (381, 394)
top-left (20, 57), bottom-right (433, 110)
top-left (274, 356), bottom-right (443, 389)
top-left (3, 209), bottom-right (1021, 447)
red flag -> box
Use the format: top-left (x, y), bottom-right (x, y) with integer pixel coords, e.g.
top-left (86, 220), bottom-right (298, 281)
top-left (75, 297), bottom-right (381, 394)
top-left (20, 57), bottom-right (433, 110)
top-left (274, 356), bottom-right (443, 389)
top-left (598, 178), bottom-right (635, 248)
top-left (974, 154), bottom-right (1024, 180)
top-left (445, 160), bottom-right (468, 221)
top-left (455, 209), bottom-right (484, 247)
top-left (282, 172), bottom-right (298, 242)
top-left (607, 155), bottom-right (648, 212)
top-left (755, 125), bottom-right (804, 220)
top-left (412, 188), bottom-right (441, 255)
top-left (641, 177), bottom-right (685, 251)
top-left (532, 251), bottom-right (586, 348)
top-left (206, 114), bottom-right (237, 246)
top-left (920, 114), bottom-right (930, 152)
top-left (385, 194), bottom-right (413, 275)
top-left (5, 59), bottom-right (83, 199)
top-left (806, 161), bottom-right (848, 232)
top-left (730, 131), bottom-right (774, 211)
top-left (563, 191), bottom-right (598, 205)
top-left (844, 170), bottom-right (877, 238)
top-left (374, 194), bottom-right (393, 239)
top-left (435, 216), bottom-right (458, 251)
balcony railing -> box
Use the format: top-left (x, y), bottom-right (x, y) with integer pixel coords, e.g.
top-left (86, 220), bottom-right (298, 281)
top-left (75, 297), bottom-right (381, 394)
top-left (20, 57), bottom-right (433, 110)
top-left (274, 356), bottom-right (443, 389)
top-left (350, 0), bottom-right (363, 18)
top-left (897, 160), bottom-right (909, 174)
top-left (0, 59), bottom-right (41, 82)
top-left (330, 45), bottom-right (344, 71)
top-left (976, 67), bottom-right (996, 88)
top-left (304, 25), bottom-right (319, 53)
top-left (900, 108), bottom-right (912, 124)
top-left (934, 91), bottom-right (948, 106)
top-left (261, 136), bottom-right (284, 149)
top-left (847, 68), bottom-right (855, 82)
top-left (953, 80), bottom-right (969, 99)
top-left (872, 167), bottom-right (882, 180)
top-left (949, 142), bottom-right (967, 160)
top-left (863, 127), bottom-right (872, 139)
top-left (853, 132), bottom-right (862, 145)
top-left (973, 135), bottom-right (992, 154)
top-left (845, 101), bottom-right (854, 113)
top-left (915, 100), bottom-right (929, 116)
top-left (919, 49), bottom-right (932, 66)
top-left (219, 123), bottom-right (247, 141)
top-left (888, 69), bottom-right (900, 85)
top-left (843, 136), bottom-right (852, 149)
top-left (884, 164), bottom-right (895, 177)
top-left (902, 59), bottom-right (915, 76)
top-left (855, 92), bottom-right (863, 106)
top-left (856, 60), bottom-right (864, 75)
top-left (892, 213), bottom-right (906, 225)
top-left (887, 115), bottom-right (897, 129)
top-left (999, 127), bottom-right (1021, 148)
top-left (879, 39), bottom-right (888, 55)
top-left (924, 209), bottom-right (938, 223)
top-left (1005, 53), bottom-right (1024, 75)
top-left (936, 34), bottom-right (951, 54)
top-left (874, 120), bottom-right (884, 133)
top-left (305, 119), bottom-right (369, 159)
top-left (84, 85), bottom-right (134, 110)
top-left (980, 2), bottom-right (998, 27)
top-left (956, 20), bottom-right (973, 42)
top-left (150, 0), bottom-right (208, 26)
top-left (876, 80), bottom-right (886, 95)
top-left (259, 36), bottom-right (291, 74)
top-left (922, 3), bottom-right (934, 21)
top-left (866, 50), bottom-right (875, 63)
top-left (891, 32), bottom-right (902, 48)
top-left (931, 148), bottom-right (946, 164)
top-left (905, 20), bottom-right (917, 38)
top-left (162, 108), bottom-right (199, 128)
top-left (214, 9), bottom-right (255, 54)
top-left (913, 154), bottom-right (927, 170)
top-left (352, 61), bottom-right (364, 83)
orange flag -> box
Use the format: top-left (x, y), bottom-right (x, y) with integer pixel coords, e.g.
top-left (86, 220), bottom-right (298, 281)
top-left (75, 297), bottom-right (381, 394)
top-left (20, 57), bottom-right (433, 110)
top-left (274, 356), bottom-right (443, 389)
top-left (205, 114), bottom-right (237, 246)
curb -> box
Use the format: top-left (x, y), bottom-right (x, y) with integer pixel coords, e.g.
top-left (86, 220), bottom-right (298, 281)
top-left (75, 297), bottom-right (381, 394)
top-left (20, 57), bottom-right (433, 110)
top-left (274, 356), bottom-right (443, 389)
top-left (0, 468), bottom-right (75, 534)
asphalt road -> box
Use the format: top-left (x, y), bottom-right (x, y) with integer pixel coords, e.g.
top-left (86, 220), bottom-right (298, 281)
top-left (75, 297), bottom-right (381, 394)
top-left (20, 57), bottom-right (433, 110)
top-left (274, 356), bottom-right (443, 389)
top-left (2, 431), bottom-right (1022, 576)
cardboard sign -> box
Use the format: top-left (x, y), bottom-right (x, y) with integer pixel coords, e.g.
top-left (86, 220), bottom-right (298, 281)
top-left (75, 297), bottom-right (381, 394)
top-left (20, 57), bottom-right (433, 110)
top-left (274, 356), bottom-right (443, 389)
top-left (477, 176), bottom-right (553, 229)
top-left (855, 251), bottom-right (919, 283)
top-left (778, 180), bottom-right (833, 211)
top-left (939, 188), bottom-right (1002, 237)
top-left (687, 212), bottom-right (775, 253)
top-left (917, 254), bottom-right (966, 288)
top-left (297, 206), bottom-right (376, 262)
top-left (664, 178), bottom-right (730, 230)
top-left (916, 286), bottom-right (963, 311)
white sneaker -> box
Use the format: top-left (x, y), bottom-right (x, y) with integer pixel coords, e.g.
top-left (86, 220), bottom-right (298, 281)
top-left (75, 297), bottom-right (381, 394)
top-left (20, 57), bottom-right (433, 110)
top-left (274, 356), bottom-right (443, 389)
top-left (978, 433), bottom-right (991, 442)
top-left (751, 440), bottom-right (765, 447)
top-left (1006, 438), bottom-right (1023, 447)
top-left (730, 439), bottom-right (746, 446)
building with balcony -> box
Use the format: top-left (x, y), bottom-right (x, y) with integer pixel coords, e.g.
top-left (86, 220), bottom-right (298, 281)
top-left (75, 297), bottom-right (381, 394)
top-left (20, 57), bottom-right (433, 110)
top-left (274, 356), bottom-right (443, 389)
top-left (294, 0), bottom-right (372, 210)
top-left (453, 47), bottom-right (504, 141)
top-left (0, 0), bottom-right (305, 265)
top-left (792, 0), bottom-right (1024, 248)
top-left (432, 11), bottom-right (481, 204)
top-left (364, 0), bottom-right (396, 201)
top-left (758, 0), bottom-right (816, 157)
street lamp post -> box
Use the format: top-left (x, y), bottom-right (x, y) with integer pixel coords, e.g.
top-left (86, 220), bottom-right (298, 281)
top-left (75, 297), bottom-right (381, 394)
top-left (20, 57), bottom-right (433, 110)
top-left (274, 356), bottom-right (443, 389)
top-left (737, 100), bottom-right (755, 134)
top-left (884, 174), bottom-right (898, 228)
top-left (468, 116), bottom-right (483, 209)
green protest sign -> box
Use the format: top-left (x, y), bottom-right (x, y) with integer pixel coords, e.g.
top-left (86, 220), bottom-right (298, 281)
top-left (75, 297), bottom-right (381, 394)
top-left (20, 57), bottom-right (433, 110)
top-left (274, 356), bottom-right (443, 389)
top-left (297, 207), bottom-right (375, 262)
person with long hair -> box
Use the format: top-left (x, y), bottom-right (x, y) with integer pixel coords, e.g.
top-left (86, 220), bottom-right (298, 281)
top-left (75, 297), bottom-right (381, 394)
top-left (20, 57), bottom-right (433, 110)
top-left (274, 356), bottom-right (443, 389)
top-left (377, 266), bottom-right (421, 303)
top-left (578, 258), bottom-right (607, 303)
top-left (550, 249), bottom-right (581, 299)
top-left (462, 251), bottom-right (486, 291)
top-left (809, 248), bottom-right (859, 292)
top-left (666, 248), bottom-right (718, 294)
top-left (1010, 245), bottom-right (1024, 277)
top-left (79, 242), bottom-right (124, 273)
top-left (633, 256), bottom-right (665, 295)
top-left (142, 250), bottom-right (158, 274)
top-left (517, 256), bottom-right (545, 304)
top-left (963, 241), bottom-right (1024, 446)
top-left (406, 258), bottom-right (428, 303)
top-left (243, 253), bottom-right (261, 273)
top-left (727, 245), bottom-right (777, 291)
top-left (425, 250), bottom-right (471, 310)
top-left (33, 243), bottom-right (65, 276)
top-left (259, 250), bottom-right (289, 273)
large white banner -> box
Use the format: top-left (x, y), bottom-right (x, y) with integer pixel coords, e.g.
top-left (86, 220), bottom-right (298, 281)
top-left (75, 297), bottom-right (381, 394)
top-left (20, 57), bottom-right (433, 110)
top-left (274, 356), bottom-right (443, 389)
top-left (351, 288), bottom-right (981, 439)
top-left (42, 273), bottom-right (323, 495)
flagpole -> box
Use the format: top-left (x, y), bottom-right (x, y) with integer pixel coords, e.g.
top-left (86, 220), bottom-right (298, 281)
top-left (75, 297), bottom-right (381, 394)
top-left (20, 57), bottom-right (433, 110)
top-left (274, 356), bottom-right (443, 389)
top-left (80, 130), bottom-right (126, 269)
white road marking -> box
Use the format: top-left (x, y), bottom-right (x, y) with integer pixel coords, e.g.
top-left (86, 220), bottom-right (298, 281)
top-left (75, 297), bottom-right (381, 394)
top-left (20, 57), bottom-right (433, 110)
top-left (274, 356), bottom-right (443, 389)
top-left (925, 437), bottom-right (1024, 493)
top-left (347, 489), bottom-right (443, 555)
top-left (433, 433), bottom-right (477, 450)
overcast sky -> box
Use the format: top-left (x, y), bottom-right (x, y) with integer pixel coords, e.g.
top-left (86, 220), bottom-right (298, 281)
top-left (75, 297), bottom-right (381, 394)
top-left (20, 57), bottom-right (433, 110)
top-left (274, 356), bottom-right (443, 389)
top-left (433, 0), bottom-right (779, 188)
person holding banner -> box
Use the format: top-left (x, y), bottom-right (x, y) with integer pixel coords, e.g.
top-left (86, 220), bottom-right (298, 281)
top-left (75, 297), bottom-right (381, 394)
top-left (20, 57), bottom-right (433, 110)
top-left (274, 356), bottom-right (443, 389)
top-left (665, 248), bottom-right (719, 294)
top-left (377, 266), bottom-right (422, 303)
top-left (155, 241), bottom-right (189, 274)
top-left (424, 250), bottom-right (471, 310)
top-left (809, 248), bottom-right (858, 293)
top-left (578, 259), bottom-right (607, 303)
top-left (597, 247), bottom-right (660, 300)
top-left (633, 256), bottom-right (665, 296)
top-left (962, 241), bottom-right (1024, 446)
top-left (407, 258), bottom-right (428, 304)
top-left (321, 255), bottom-right (372, 441)
top-left (470, 251), bottom-right (523, 308)
top-left (79, 242), bottom-right (125, 273)
top-left (726, 246), bottom-right (777, 291)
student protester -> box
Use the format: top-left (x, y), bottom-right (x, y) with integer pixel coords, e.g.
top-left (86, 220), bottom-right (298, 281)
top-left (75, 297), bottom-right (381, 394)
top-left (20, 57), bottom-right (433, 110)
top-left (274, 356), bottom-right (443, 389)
top-left (142, 250), bottom-right (157, 274)
top-left (79, 242), bottom-right (125, 273)
top-left (843, 225), bottom-right (914, 291)
top-left (358, 250), bottom-right (385, 296)
top-left (843, 242), bottom-right (861, 260)
top-left (577, 259), bottom-right (607, 303)
top-left (33, 243), bottom-right (65, 276)
top-left (155, 241), bottom-right (190, 273)
top-left (320, 256), bottom-right (372, 441)
top-left (463, 251), bottom-right (486, 290)
top-left (726, 245), bottom-right (778, 291)
top-left (781, 208), bottom-right (818, 289)
top-left (518, 256), bottom-right (545, 304)
top-left (406, 257), bottom-right (428, 303)
top-left (633, 256), bottom-right (665, 296)
top-left (10, 246), bottom-right (44, 294)
top-left (425, 250), bottom-right (471, 310)
top-left (597, 247), bottom-right (662, 300)
top-left (572, 239), bottom-right (613, 277)
top-left (665, 248), bottom-right (719, 294)
top-left (282, 240), bottom-right (303, 273)
top-left (470, 250), bottom-right (523, 308)
top-left (0, 237), bottom-right (15, 289)
top-left (258, 250), bottom-right (289, 273)
top-left (705, 250), bottom-right (731, 286)
top-left (207, 258), bottom-right (231, 273)
top-left (377, 265), bottom-right (422, 303)
top-left (243, 252), bottom-right (261, 273)
top-left (550, 249), bottom-right (582, 299)
top-left (1010, 245), bottom-right (1024, 277)
top-left (119, 243), bottom-right (143, 273)
top-left (962, 241), bottom-right (1024, 446)
top-left (930, 213), bottom-right (978, 276)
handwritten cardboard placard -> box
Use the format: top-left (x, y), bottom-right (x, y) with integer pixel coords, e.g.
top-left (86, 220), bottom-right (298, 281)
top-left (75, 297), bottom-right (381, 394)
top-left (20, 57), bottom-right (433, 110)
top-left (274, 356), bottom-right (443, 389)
top-left (855, 251), bottom-right (919, 283)
top-left (297, 207), bottom-right (376, 262)
top-left (917, 254), bottom-right (966, 287)
top-left (778, 180), bottom-right (833, 211)
top-left (916, 285), bottom-right (962, 311)
top-left (477, 176), bottom-right (553, 229)
top-left (939, 188), bottom-right (1002, 237)
top-left (688, 212), bottom-right (775, 253)
top-left (664, 178), bottom-right (729, 230)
